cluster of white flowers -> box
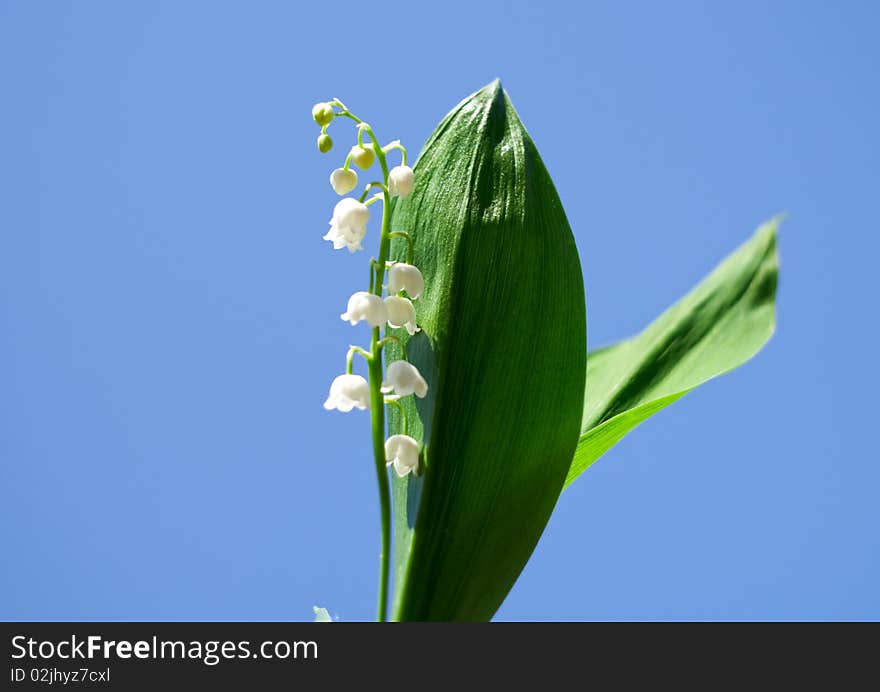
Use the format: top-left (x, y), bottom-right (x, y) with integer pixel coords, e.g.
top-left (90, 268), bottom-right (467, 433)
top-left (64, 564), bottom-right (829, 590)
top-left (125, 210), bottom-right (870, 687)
top-left (313, 99), bottom-right (427, 478)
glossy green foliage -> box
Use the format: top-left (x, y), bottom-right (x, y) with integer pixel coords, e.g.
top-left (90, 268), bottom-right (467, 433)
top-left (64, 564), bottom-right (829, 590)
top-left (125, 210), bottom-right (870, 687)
top-left (566, 220), bottom-right (779, 487)
top-left (386, 81), bottom-right (587, 621)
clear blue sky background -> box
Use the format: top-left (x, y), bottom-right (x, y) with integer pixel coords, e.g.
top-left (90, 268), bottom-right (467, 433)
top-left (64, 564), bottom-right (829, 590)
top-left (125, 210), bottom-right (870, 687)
top-left (2, 1), bottom-right (878, 621)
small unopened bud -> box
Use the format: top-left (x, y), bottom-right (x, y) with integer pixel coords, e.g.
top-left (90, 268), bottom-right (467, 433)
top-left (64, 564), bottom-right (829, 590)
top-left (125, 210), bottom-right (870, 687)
top-left (350, 144), bottom-right (375, 170)
top-left (312, 102), bottom-right (335, 127)
top-left (317, 133), bottom-right (333, 153)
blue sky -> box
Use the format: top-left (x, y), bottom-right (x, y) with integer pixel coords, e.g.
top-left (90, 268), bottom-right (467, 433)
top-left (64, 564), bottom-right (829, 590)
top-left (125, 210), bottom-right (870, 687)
top-left (1, 1), bottom-right (877, 620)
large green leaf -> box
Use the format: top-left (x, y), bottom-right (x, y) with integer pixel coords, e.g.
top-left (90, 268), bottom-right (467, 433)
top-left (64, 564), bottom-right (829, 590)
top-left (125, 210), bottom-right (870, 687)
top-left (565, 219), bottom-right (779, 488)
top-left (386, 81), bottom-right (586, 621)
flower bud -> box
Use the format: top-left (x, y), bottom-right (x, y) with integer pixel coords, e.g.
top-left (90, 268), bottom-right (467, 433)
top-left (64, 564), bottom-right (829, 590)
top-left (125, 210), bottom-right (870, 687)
top-left (384, 295), bottom-right (420, 336)
top-left (388, 165), bottom-right (415, 198)
top-left (323, 374), bottom-right (370, 412)
top-left (350, 144), bottom-right (375, 170)
top-left (330, 168), bottom-right (358, 196)
top-left (317, 133), bottom-right (333, 153)
top-left (312, 102), bottom-right (335, 127)
top-left (341, 291), bottom-right (387, 327)
top-left (386, 262), bottom-right (424, 299)
top-left (385, 434), bottom-right (420, 477)
top-left (382, 360), bottom-right (428, 398)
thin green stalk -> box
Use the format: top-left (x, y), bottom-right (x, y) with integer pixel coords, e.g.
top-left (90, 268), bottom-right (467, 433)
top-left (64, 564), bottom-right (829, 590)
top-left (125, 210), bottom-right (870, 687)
top-left (367, 349), bottom-right (391, 622)
top-left (368, 142), bottom-right (392, 622)
top-left (385, 398), bottom-right (409, 435)
top-left (331, 103), bottom-right (395, 621)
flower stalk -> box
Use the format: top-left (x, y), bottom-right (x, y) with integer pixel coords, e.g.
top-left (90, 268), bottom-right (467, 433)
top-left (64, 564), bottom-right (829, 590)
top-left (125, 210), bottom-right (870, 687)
top-left (313, 99), bottom-right (424, 621)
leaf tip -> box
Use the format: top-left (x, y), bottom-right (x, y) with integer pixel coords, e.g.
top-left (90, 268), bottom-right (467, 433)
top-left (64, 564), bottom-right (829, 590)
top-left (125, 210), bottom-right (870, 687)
top-left (474, 78), bottom-right (506, 105)
top-left (755, 213), bottom-right (785, 248)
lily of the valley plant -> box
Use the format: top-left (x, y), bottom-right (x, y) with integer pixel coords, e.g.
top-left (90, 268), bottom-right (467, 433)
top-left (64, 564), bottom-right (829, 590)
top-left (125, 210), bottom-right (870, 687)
top-left (312, 83), bottom-right (779, 622)
top-left (315, 98), bottom-right (425, 621)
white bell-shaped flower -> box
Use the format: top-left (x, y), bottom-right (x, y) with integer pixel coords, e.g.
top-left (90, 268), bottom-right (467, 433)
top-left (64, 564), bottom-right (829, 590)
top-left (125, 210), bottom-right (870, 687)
top-left (385, 434), bottom-right (420, 477)
top-left (384, 296), bottom-right (420, 335)
top-left (387, 165), bottom-right (415, 198)
top-left (323, 374), bottom-right (370, 412)
top-left (386, 262), bottom-right (424, 299)
top-left (324, 198), bottom-right (369, 253)
top-left (382, 360), bottom-right (428, 398)
top-left (341, 291), bottom-right (387, 327)
top-left (330, 168), bottom-right (358, 195)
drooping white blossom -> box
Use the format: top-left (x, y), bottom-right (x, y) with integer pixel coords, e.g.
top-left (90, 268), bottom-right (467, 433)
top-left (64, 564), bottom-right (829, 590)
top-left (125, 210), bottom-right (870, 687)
top-left (341, 291), bottom-right (387, 327)
top-left (383, 295), bottom-right (420, 335)
top-left (387, 165), bottom-right (415, 198)
top-left (384, 434), bottom-right (420, 477)
top-left (382, 360), bottom-right (428, 399)
top-left (330, 168), bottom-right (358, 195)
top-left (323, 374), bottom-right (370, 412)
top-left (324, 198), bottom-right (369, 252)
top-left (386, 262), bottom-right (424, 299)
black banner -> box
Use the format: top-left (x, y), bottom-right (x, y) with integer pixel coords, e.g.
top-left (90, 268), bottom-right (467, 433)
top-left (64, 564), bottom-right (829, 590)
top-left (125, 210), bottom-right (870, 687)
top-left (1, 621), bottom-right (869, 689)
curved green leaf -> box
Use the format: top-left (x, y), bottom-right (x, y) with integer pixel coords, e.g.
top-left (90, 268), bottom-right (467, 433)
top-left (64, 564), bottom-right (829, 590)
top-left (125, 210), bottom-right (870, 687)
top-left (565, 219), bottom-right (779, 488)
top-left (387, 81), bottom-right (587, 620)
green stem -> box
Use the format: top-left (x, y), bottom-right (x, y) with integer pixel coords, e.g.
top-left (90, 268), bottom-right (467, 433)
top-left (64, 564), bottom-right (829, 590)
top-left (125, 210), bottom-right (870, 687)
top-left (388, 231), bottom-right (414, 264)
top-left (368, 345), bottom-right (391, 622)
top-left (368, 144), bottom-right (392, 622)
top-left (333, 102), bottom-right (394, 621)
top-left (346, 346), bottom-right (371, 374)
top-left (385, 398), bottom-right (409, 435)
top-left (383, 141), bottom-right (407, 166)
top-left (378, 334), bottom-right (407, 361)
top-left (359, 182), bottom-right (388, 203)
